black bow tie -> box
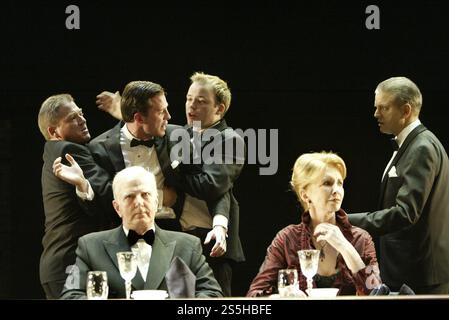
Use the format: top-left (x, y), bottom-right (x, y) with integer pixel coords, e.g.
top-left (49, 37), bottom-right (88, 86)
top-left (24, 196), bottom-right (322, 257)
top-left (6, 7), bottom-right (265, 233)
top-left (390, 138), bottom-right (399, 151)
top-left (127, 229), bottom-right (155, 246)
top-left (130, 138), bottom-right (154, 148)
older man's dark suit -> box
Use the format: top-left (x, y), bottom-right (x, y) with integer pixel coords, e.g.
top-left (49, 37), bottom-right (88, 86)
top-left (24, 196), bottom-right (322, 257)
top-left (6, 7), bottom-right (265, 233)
top-left (60, 225), bottom-right (223, 298)
top-left (40, 141), bottom-right (110, 298)
top-left (349, 125), bottom-right (449, 293)
top-left (87, 122), bottom-right (244, 262)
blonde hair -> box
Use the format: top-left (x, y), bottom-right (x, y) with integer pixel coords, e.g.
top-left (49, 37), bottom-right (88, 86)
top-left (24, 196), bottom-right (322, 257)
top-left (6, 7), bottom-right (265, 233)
top-left (190, 72), bottom-right (232, 115)
top-left (37, 94), bottom-right (74, 140)
top-left (290, 151), bottom-right (347, 210)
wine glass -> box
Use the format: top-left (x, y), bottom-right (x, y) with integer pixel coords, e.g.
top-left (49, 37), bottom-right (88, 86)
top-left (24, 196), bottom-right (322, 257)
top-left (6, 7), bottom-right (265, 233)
top-left (86, 271), bottom-right (108, 300)
top-left (116, 251), bottom-right (138, 299)
top-left (298, 249), bottom-right (320, 296)
top-left (278, 269), bottom-right (299, 297)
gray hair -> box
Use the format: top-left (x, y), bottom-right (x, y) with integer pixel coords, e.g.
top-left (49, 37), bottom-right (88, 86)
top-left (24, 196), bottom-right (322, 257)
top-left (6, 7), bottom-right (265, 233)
top-left (375, 77), bottom-right (422, 115)
top-left (112, 166), bottom-right (158, 209)
top-left (38, 94), bottom-right (74, 140)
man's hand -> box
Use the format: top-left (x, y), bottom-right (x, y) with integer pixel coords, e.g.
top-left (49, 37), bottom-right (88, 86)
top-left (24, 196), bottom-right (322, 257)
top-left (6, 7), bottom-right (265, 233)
top-left (204, 226), bottom-right (227, 257)
top-left (96, 90), bottom-right (122, 120)
top-left (53, 153), bottom-right (88, 192)
top-left (162, 186), bottom-right (177, 207)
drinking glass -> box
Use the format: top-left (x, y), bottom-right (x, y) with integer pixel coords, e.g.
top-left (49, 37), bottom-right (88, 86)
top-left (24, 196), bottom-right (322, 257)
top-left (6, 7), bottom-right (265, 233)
top-left (277, 269), bottom-right (299, 297)
top-left (86, 271), bottom-right (108, 300)
top-left (298, 249), bottom-right (320, 296)
top-left (116, 251), bottom-right (138, 299)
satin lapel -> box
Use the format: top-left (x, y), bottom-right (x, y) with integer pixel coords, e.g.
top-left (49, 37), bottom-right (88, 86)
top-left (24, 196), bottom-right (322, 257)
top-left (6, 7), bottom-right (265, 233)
top-left (378, 125), bottom-right (427, 206)
top-left (154, 136), bottom-right (172, 179)
top-left (212, 119), bottom-right (228, 132)
top-left (201, 119), bottom-right (228, 148)
top-left (104, 226), bottom-right (145, 290)
top-left (144, 229), bottom-right (176, 289)
top-left (105, 123), bottom-right (126, 172)
top-left (391, 125), bottom-right (427, 167)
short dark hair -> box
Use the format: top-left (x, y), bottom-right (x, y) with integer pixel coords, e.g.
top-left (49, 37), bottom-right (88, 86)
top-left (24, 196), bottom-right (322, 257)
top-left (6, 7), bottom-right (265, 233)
top-left (121, 81), bottom-right (165, 122)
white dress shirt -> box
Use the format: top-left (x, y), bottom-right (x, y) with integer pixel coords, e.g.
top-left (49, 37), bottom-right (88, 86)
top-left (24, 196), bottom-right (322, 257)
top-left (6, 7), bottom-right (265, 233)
top-left (180, 124), bottom-right (228, 231)
top-left (382, 119), bottom-right (421, 181)
top-left (120, 124), bottom-right (165, 209)
top-left (123, 226), bottom-right (154, 281)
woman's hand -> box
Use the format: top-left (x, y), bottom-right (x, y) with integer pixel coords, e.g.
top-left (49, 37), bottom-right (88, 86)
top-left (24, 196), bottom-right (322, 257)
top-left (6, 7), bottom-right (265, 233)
top-left (314, 222), bottom-right (365, 274)
top-left (314, 222), bottom-right (348, 252)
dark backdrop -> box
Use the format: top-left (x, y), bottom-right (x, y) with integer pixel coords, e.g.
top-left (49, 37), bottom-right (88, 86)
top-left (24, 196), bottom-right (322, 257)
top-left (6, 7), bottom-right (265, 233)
top-left (1, 1), bottom-right (449, 298)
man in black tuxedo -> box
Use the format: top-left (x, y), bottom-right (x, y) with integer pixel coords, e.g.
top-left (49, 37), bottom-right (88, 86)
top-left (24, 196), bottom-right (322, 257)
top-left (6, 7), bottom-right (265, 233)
top-left (349, 77), bottom-right (449, 294)
top-left (38, 94), bottom-right (114, 299)
top-left (93, 77), bottom-right (245, 295)
top-left (60, 166), bottom-right (222, 299)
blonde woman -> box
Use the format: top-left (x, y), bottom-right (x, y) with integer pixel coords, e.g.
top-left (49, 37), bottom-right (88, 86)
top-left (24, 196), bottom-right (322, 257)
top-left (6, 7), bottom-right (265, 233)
top-left (247, 152), bottom-right (381, 296)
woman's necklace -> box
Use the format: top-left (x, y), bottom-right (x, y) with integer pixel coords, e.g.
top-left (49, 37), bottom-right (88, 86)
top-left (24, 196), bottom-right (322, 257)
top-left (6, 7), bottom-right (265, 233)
top-left (319, 243), bottom-right (327, 262)
top-left (313, 239), bottom-right (328, 262)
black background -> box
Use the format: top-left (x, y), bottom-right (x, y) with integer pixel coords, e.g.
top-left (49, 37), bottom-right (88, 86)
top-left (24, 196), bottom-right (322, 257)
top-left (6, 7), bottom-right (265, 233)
top-left (1, 0), bottom-right (449, 298)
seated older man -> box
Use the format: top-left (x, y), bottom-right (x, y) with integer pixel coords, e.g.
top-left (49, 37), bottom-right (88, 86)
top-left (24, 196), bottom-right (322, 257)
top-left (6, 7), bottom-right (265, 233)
top-left (60, 166), bottom-right (223, 299)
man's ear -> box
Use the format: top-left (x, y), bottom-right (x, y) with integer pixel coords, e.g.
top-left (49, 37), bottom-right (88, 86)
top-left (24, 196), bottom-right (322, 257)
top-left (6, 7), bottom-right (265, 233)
top-left (216, 103), bottom-right (226, 117)
top-left (112, 199), bottom-right (122, 218)
top-left (48, 126), bottom-right (60, 140)
top-left (134, 112), bottom-right (144, 124)
top-left (402, 103), bottom-right (412, 119)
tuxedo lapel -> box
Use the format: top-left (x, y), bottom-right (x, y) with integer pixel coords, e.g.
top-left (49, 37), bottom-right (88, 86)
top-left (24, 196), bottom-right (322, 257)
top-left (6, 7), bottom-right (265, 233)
top-left (199, 119), bottom-right (228, 149)
top-left (105, 122), bottom-right (126, 173)
top-left (144, 228), bottom-right (176, 289)
top-left (154, 136), bottom-right (173, 178)
top-left (103, 226), bottom-right (145, 290)
top-left (378, 125), bottom-right (427, 206)
top-left (391, 125), bottom-right (427, 167)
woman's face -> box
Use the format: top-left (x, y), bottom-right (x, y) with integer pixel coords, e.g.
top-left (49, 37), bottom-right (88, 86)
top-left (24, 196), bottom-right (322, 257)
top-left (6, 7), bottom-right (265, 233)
top-left (303, 166), bottom-right (344, 221)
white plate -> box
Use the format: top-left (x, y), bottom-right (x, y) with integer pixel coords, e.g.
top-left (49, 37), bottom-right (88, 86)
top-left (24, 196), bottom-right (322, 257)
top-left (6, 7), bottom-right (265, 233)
top-left (308, 288), bottom-right (339, 298)
top-left (131, 290), bottom-right (168, 300)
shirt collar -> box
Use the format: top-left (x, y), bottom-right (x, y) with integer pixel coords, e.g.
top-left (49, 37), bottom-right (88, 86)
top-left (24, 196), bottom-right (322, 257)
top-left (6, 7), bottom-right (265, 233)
top-left (122, 225), bottom-right (155, 237)
top-left (121, 123), bottom-right (137, 143)
top-left (396, 118), bottom-right (421, 148)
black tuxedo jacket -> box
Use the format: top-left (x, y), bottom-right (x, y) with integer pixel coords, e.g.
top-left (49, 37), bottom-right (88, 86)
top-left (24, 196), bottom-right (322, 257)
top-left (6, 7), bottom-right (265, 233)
top-left (60, 225), bottom-right (223, 299)
top-left (88, 121), bottom-right (245, 262)
top-left (350, 125), bottom-right (449, 288)
top-left (39, 141), bottom-right (109, 285)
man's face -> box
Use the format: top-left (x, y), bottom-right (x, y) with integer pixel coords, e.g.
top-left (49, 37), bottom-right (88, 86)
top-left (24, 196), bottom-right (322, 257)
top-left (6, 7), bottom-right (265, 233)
top-left (185, 82), bottom-right (222, 129)
top-left (140, 93), bottom-right (171, 138)
top-left (112, 175), bottom-right (157, 231)
top-left (53, 102), bottom-right (90, 144)
top-left (374, 91), bottom-right (406, 136)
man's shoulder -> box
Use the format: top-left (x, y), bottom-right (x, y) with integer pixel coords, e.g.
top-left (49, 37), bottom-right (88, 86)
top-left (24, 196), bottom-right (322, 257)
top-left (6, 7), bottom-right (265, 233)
top-left (158, 228), bottom-right (200, 246)
top-left (90, 129), bottom-right (114, 144)
top-left (44, 140), bottom-right (89, 157)
top-left (80, 227), bottom-right (118, 243)
top-left (166, 124), bottom-right (183, 131)
top-left (164, 124), bottom-right (184, 137)
top-left (90, 122), bottom-right (122, 144)
top-left (408, 129), bottom-right (446, 156)
top-left (206, 120), bottom-right (243, 142)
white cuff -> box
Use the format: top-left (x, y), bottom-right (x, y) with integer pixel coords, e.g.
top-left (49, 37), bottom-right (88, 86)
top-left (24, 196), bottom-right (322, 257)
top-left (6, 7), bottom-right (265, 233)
top-left (76, 181), bottom-right (94, 201)
top-left (213, 214), bottom-right (228, 231)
